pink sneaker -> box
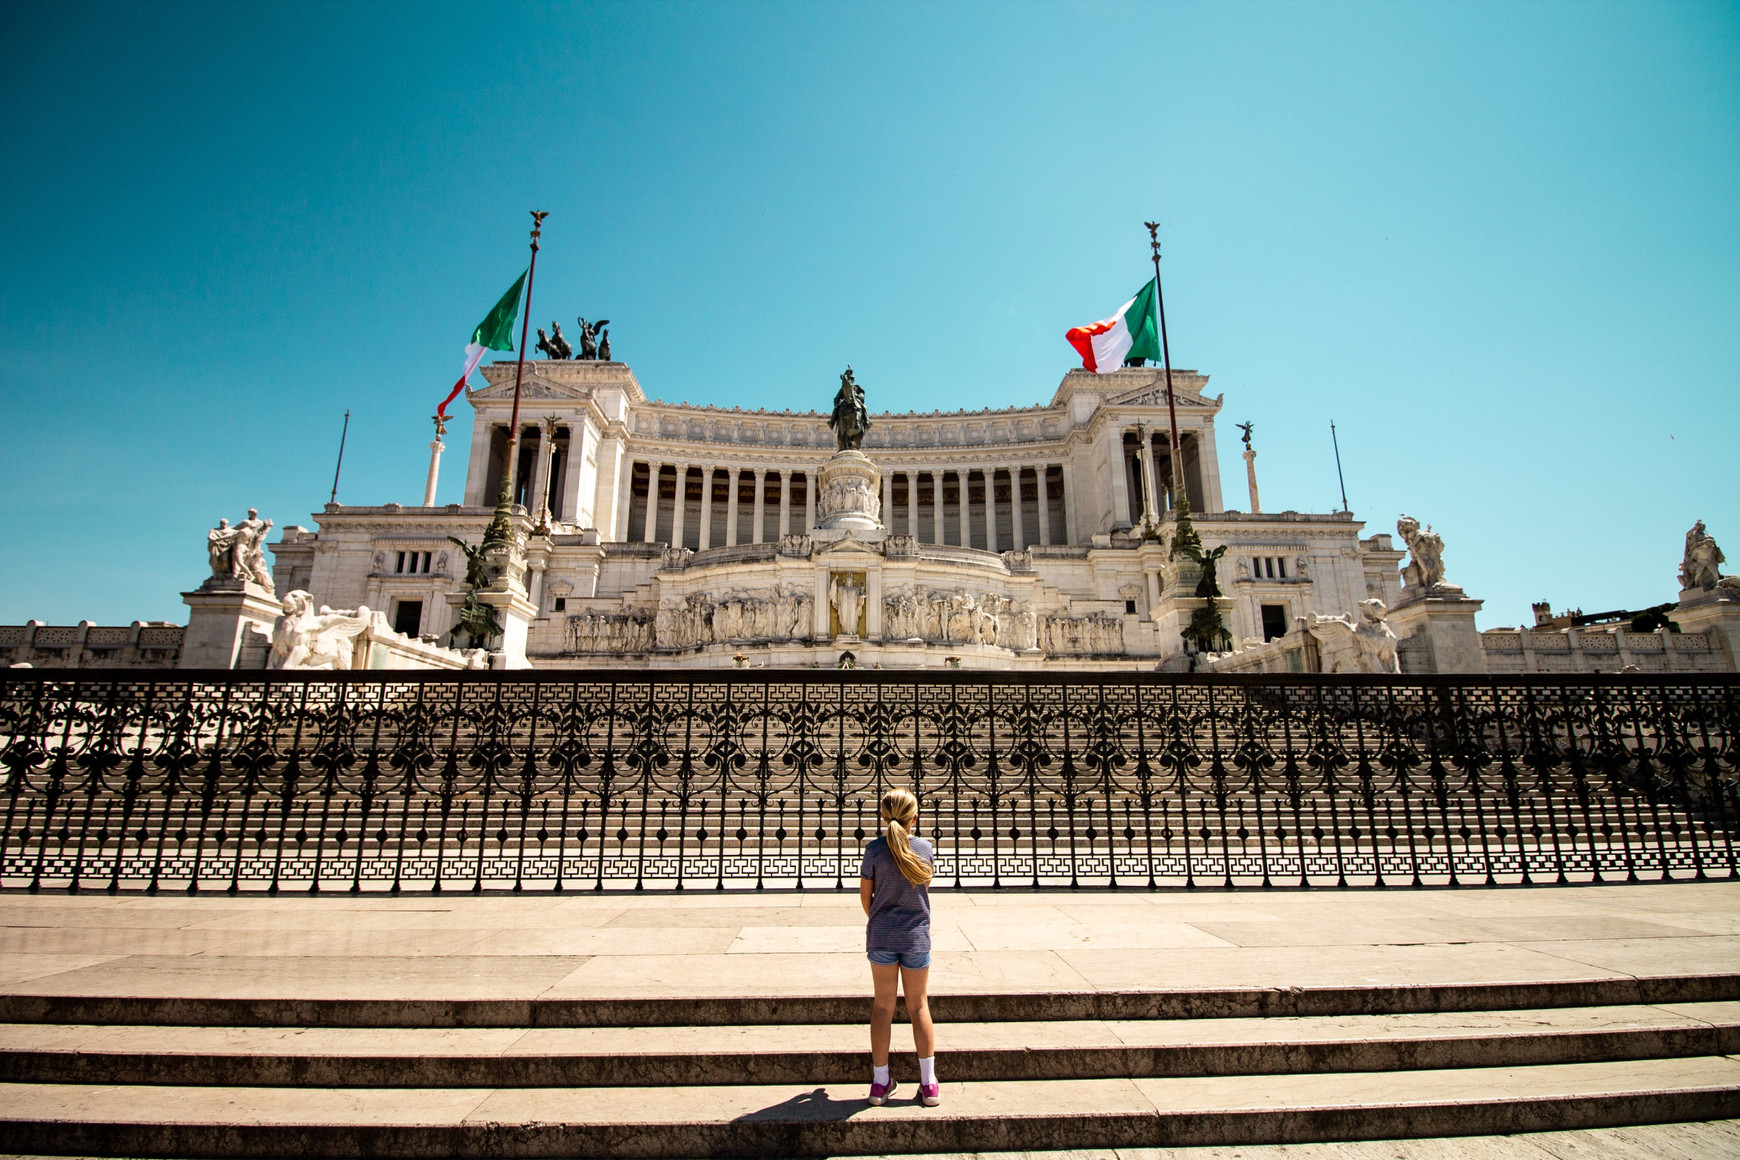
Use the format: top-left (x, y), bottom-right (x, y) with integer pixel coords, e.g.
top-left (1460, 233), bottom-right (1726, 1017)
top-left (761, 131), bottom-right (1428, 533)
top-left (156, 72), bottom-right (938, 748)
top-left (868, 1078), bottom-right (898, 1106)
top-left (920, 1082), bottom-right (940, 1107)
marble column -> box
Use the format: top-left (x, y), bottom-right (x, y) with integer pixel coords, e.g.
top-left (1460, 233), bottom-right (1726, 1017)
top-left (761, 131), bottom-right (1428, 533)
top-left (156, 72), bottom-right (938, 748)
top-left (642, 461), bottom-right (662, 543)
top-left (881, 472), bottom-right (894, 534)
top-left (778, 470), bottom-right (792, 539)
top-left (1107, 428), bottom-right (1132, 530)
top-left (906, 470), bottom-right (919, 540)
top-left (1138, 433), bottom-right (1160, 526)
top-left (464, 420), bottom-right (493, 504)
top-left (698, 466), bottom-right (714, 549)
top-left (724, 468), bottom-right (740, 546)
top-left (1010, 466), bottom-right (1026, 550)
top-left (982, 470), bottom-right (997, 552)
top-left (803, 471), bottom-right (816, 532)
top-left (609, 449), bottom-right (633, 541)
top-left (1037, 466), bottom-right (1052, 546)
top-left (670, 463), bottom-right (689, 550)
top-left (933, 470), bottom-right (947, 545)
top-left (1062, 461), bottom-right (1079, 544)
top-left (866, 568), bottom-right (883, 640)
top-left (561, 424), bottom-right (586, 523)
top-left (751, 468), bottom-right (767, 544)
top-left (534, 418), bottom-right (560, 526)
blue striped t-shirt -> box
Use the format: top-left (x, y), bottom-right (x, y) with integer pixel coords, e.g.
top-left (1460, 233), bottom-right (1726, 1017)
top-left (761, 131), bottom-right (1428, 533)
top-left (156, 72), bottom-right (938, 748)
top-left (860, 835), bottom-right (934, 955)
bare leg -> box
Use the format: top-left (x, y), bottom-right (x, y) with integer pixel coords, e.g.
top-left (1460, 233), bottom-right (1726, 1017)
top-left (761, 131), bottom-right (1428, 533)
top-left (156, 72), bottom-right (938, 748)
top-left (901, 965), bottom-right (934, 1058)
top-left (870, 961), bottom-right (900, 1067)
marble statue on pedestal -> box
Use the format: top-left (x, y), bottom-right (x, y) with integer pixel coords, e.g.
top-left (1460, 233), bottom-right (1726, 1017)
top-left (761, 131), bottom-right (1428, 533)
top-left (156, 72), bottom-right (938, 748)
top-left (1681, 520), bottom-right (1728, 591)
top-left (1301, 599), bottom-right (1401, 674)
top-left (269, 590), bottom-right (375, 670)
top-left (207, 509), bottom-right (274, 588)
top-left (830, 574), bottom-right (865, 638)
top-left (1397, 515), bottom-right (1447, 592)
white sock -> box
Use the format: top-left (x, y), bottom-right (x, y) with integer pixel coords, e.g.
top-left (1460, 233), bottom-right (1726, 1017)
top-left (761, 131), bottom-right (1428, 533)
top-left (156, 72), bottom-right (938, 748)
top-left (919, 1055), bottom-right (937, 1085)
top-left (873, 1064), bottom-right (890, 1086)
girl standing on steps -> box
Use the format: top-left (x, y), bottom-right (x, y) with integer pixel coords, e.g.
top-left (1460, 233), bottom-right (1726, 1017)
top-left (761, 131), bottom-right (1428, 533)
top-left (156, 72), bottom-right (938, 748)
top-left (860, 786), bottom-right (939, 1108)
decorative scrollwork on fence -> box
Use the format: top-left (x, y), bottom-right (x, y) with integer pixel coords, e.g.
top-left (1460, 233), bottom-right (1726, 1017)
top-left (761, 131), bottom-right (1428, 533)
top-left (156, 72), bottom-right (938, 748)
top-left (0, 672), bottom-right (1734, 893)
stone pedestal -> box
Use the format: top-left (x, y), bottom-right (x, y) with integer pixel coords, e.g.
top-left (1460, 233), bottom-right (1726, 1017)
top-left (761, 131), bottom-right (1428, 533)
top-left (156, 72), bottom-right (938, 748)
top-left (180, 578), bottom-right (282, 670)
top-left (813, 451), bottom-right (883, 536)
top-left (1673, 588), bottom-right (1740, 669)
top-left (1387, 591), bottom-right (1485, 675)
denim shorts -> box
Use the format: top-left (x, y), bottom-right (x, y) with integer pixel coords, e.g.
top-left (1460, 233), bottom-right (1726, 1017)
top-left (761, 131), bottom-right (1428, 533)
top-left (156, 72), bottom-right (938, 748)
top-left (867, 949), bottom-right (931, 969)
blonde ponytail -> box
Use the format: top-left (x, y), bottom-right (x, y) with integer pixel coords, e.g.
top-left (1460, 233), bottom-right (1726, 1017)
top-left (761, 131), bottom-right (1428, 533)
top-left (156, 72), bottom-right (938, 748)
top-left (880, 787), bottom-right (933, 887)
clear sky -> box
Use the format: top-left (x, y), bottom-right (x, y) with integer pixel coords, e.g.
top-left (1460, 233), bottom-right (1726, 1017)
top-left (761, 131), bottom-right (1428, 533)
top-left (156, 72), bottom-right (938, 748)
top-left (2, 1), bottom-right (1736, 629)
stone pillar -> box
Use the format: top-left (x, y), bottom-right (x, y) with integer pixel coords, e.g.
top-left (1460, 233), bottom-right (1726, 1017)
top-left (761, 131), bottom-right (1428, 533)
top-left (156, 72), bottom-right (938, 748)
top-left (180, 579), bottom-right (283, 669)
top-left (725, 468), bottom-right (740, 545)
top-left (813, 570), bottom-right (831, 639)
top-left (778, 470), bottom-right (792, 538)
top-left (463, 419), bottom-right (493, 504)
top-left (670, 463), bottom-right (688, 550)
top-left (1107, 428), bottom-right (1132, 531)
top-left (1387, 594), bottom-right (1487, 675)
top-left (1197, 421), bottom-right (1225, 513)
top-left (982, 470), bottom-right (997, 552)
top-left (1062, 461), bottom-right (1079, 544)
top-left (866, 568), bottom-right (883, 640)
top-left (1674, 590), bottom-right (1740, 669)
top-left (423, 439), bottom-right (444, 508)
top-left (643, 461), bottom-right (662, 543)
top-left (609, 451), bottom-right (633, 542)
top-left (1138, 434), bottom-right (1161, 526)
top-left (751, 468), bottom-right (767, 544)
top-left (534, 417), bottom-right (560, 526)
top-left (906, 471), bottom-right (919, 540)
top-left (933, 471), bottom-right (948, 544)
top-left (562, 424), bottom-right (587, 523)
top-left (1244, 447), bottom-right (1261, 514)
top-left (1010, 466), bottom-right (1026, 550)
top-left (698, 466), bottom-right (714, 550)
top-left (881, 472), bottom-right (894, 537)
top-left (1037, 466), bottom-right (1052, 546)
top-left (803, 471), bottom-right (816, 532)
top-left (524, 426), bottom-right (547, 516)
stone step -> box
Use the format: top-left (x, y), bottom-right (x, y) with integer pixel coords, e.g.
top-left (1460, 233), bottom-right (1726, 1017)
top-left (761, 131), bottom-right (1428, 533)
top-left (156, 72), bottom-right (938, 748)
top-left (5, 972), bottom-right (1736, 1029)
top-left (2, 1057), bottom-right (1737, 1157)
top-left (2, 1003), bottom-right (1736, 1088)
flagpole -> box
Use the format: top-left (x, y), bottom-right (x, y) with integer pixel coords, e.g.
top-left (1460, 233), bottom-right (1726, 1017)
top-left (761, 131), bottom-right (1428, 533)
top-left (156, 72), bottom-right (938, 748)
top-left (1143, 222), bottom-right (1195, 552)
top-left (500, 211), bottom-right (548, 509)
top-left (329, 409), bottom-right (350, 505)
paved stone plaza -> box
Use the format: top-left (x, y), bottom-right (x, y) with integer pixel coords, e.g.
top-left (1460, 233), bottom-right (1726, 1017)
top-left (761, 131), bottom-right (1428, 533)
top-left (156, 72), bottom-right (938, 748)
top-left (0, 882), bottom-right (1736, 1155)
top-left (4, 882), bottom-right (1738, 1001)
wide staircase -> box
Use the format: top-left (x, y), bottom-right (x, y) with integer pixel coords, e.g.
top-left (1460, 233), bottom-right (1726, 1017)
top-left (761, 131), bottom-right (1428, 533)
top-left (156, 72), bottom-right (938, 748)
top-left (2, 972), bottom-right (1737, 1156)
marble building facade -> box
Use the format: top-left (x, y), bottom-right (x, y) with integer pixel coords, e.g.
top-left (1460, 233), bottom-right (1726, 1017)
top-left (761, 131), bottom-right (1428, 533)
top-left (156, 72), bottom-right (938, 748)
top-left (265, 360), bottom-right (1417, 669)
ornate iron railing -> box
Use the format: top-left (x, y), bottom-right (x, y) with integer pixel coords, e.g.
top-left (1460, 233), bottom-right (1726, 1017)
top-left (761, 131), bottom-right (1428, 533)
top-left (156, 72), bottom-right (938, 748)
top-left (1, 670), bottom-right (1735, 894)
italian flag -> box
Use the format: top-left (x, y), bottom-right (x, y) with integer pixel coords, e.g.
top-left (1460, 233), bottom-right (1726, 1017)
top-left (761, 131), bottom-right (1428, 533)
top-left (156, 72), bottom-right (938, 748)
top-left (436, 270), bottom-right (527, 418)
top-left (1066, 277), bottom-right (1162, 373)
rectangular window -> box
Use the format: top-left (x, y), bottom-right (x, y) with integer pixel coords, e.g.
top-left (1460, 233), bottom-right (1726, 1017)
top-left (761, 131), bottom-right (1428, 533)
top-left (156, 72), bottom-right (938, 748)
top-left (396, 551), bottom-right (431, 574)
top-left (1277, 557), bottom-right (1287, 579)
top-left (1124, 599), bottom-right (1138, 615)
top-left (393, 600), bottom-right (423, 637)
top-left (553, 597), bottom-right (567, 612)
top-left (395, 551), bottom-right (407, 573)
top-left (1261, 604), bottom-right (1288, 642)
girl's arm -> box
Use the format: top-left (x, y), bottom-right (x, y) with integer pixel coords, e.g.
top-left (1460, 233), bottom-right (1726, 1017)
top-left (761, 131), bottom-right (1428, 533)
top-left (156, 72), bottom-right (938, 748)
top-left (860, 877), bottom-right (873, 915)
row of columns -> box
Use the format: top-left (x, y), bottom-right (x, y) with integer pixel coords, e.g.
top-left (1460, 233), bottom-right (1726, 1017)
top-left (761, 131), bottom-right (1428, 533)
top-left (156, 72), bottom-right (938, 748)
top-left (622, 460), bottom-right (1072, 551)
top-left (634, 463), bottom-right (816, 548)
top-left (884, 465), bottom-right (1068, 551)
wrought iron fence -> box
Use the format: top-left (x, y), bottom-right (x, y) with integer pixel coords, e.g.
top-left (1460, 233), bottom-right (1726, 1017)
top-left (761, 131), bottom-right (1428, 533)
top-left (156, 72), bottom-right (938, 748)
top-left (1, 670), bottom-right (1735, 894)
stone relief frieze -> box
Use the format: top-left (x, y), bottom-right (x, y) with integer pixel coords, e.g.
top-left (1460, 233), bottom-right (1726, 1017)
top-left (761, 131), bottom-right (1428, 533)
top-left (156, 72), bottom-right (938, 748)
top-left (565, 588), bottom-right (826, 653)
top-left (565, 610), bottom-right (656, 654)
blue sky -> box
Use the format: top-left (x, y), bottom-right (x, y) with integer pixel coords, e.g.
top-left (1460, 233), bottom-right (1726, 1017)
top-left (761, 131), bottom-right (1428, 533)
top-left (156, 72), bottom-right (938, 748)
top-left (2, 1), bottom-right (1735, 628)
